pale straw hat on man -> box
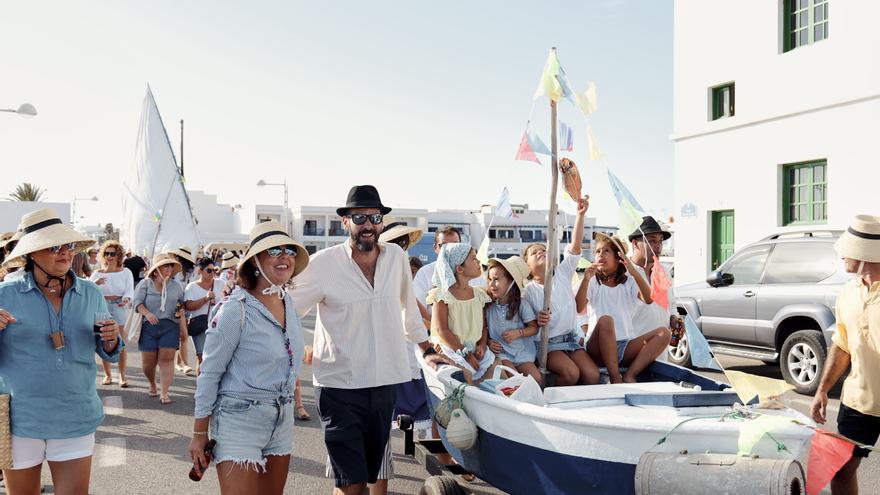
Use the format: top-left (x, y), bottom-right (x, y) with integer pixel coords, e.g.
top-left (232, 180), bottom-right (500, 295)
top-left (3, 208), bottom-right (94, 267)
top-left (835, 215), bottom-right (880, 263)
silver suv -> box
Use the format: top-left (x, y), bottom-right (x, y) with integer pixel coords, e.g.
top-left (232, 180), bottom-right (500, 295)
top-left (669, 230), bottom-right (848, 394)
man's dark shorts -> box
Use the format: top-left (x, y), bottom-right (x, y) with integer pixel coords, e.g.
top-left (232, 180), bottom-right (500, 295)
top-left (837, 403), bottom-right (880, 458)
top-left (316, 384), bottom-right (397, 487)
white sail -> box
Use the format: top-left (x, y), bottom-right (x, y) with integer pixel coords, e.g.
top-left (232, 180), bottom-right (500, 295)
top-left (121, 86), bottom-right (200, 258)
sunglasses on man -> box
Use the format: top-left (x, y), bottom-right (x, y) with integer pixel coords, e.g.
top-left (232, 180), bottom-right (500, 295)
top-left (348, 213), bottom-right (383, 225)
top-left (266, 246), bottom-right (297, 258)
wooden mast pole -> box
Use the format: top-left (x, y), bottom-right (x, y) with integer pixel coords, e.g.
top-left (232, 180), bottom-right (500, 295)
top-left (539, 47), bottom-right (560, 380)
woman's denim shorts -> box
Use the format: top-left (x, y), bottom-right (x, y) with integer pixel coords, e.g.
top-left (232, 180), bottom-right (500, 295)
top-left (138, 319), bottom-right (180, 352)
top-left (211, 395), bottom-right (295, 471)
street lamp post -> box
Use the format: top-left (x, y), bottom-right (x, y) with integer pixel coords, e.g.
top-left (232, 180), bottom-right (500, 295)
top-left (0, 103), bottom-right (38, 118)
top-left (72, 196), bottom-right (98, 228)
top-left (256, 179), bottom-right (289, 233)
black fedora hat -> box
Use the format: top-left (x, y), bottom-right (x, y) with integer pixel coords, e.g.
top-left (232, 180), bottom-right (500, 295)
top-left (337, 185), bottom-right (392, 216)
top-left (628, 216), bottom-right (671, 242)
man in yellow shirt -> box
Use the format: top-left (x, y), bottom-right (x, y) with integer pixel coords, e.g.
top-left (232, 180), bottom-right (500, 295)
top-left (811, 215), bottom-right (880, 495)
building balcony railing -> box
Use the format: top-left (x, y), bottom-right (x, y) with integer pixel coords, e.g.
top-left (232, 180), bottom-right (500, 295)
top-left (303, 228), bottom-right (325, 236)
top-left (328, 228), bottom-right (347, 236)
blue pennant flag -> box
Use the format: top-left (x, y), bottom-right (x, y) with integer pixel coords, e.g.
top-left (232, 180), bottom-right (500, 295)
top-left (684, 314), bottom-right (722, 371)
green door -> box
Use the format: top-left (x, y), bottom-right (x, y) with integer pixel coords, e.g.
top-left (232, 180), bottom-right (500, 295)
top-left (711, 210), bottom-right (735, 270)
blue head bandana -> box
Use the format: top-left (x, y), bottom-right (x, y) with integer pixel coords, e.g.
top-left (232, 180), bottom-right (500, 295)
top-left (432, 243), bottom-right (472, 292)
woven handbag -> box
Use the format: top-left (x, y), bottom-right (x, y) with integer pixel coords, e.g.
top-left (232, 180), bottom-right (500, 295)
top-left (0, 394), bottom-right (12, 469)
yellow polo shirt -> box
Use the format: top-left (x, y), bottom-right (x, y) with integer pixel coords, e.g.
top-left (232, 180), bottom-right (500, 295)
top-left (831, 277), bottom-right (880, 416)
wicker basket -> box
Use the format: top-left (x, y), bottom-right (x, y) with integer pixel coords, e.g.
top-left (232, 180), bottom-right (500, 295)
top-left (0, 394), bottom-right (11, 469)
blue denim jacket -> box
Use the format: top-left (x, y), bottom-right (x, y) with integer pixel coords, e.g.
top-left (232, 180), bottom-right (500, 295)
top-left (0, 271), bottom-right (123, 439)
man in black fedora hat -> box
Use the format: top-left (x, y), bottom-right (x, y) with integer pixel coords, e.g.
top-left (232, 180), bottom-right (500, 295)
top-left (292, 185), bottom-right (448, 494)
top-left (628, 216), bottom-right (674, 358)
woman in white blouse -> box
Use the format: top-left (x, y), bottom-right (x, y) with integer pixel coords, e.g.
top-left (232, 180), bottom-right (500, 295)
top-left (184, 258), bottom-right (226, 374)
top-left (90, 240), bottom-right (134, 387)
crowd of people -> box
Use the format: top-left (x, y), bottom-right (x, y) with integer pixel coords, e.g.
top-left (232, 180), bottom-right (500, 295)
top-left (0, 186), bottom-right (876, 495)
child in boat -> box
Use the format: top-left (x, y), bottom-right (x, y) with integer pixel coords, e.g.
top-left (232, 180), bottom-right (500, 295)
top-left (575, 233), bottom-right (668, 383)
top-left (524, 195), bottom-right (601, 386)
top-left (485, 256), bottom-right (542, 385)
top-left (427, 243), bottom-right (497, 384)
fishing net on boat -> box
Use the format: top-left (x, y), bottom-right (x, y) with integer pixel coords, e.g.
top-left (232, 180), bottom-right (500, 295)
top-left (435, 384), bottom-right (468, 428)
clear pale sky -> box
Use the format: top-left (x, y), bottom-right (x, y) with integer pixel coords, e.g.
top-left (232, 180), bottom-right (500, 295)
top-left (0, 0), bottom-right (673, 229)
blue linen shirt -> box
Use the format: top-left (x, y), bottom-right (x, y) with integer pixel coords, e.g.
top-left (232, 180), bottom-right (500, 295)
top-left (194, 287), bottom-right (304, 419)
top-left (0, 271), bottom-right (123, 439)
top-left (487, 300), bottom-right (538, 363)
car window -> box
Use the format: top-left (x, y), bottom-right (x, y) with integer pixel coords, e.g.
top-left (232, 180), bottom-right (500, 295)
top-left (762, 242), bottom-right (838, 284)
top-left (722, 245), bottom-right (770, 285)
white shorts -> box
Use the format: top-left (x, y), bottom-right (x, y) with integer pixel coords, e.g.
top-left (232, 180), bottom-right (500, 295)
top-left (11, 433), bottom-right (95, 469)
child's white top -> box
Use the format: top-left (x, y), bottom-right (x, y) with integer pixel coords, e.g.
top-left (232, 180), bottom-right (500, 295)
top-left (585, 275), bottom-right (642, 341)
top-left (89, 269), bottom-right (134, 300)
top-left (523, 245), bottom-right (580, 339)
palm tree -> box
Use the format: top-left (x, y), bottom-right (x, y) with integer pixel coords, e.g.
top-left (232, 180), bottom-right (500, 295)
top-left (8, 183), bottom-right (46, 202)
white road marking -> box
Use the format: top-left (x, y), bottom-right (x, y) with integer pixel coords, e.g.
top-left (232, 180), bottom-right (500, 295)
top-left (96, 437), bottom-right (127, 467)
top-left (103, 395), bottom-right (124, 415)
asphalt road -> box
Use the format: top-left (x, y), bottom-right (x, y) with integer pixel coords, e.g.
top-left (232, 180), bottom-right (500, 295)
top-left (18, 320), bottom-right (876, 494)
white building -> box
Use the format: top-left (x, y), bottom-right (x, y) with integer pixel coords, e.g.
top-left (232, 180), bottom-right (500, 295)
top-left (187, 190), bottom-right (247, 245)
top-left (673, 0), bottom-right (879, 284)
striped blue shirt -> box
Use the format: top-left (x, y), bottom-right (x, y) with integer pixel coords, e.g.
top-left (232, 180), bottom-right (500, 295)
top-left (193, 287), bottom-right (304, 419)
top-left (0, 271), bottom-right (122, 439)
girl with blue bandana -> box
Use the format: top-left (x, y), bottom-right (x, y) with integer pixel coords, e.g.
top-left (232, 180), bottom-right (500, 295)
top-left (427, 243), bottom-right (496, 383)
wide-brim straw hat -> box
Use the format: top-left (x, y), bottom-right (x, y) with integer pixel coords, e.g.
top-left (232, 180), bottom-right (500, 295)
top-left (835, 215), bottom-right (880, 263)
top-left (220, 252), bottom-right (240, 270)
top-left (146, 253), bottom-right (182, 278)
top-left (239, 221), bottom-right (309, 277)
top-left (379, 224), bottom-right (424, 247)
top-left (169, 246), bottom-right (195, 265)
top-left (594, 231), bottom-right (628, 256)
top-left (486, 256), bottom-right (530, 291)
top-left (3, 208), bottom-right (95, 268)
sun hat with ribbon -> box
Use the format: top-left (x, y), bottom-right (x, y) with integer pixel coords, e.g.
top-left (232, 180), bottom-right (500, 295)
top-left (432, 242), bottom-right (473, 292)
top-left (3, 208), bottom-right (95, 268)
top-left (835, 215), bottom-right (880, 263)
top-left (169, 246), bottom-right (196, 265)
top-left (594, 231), bottom-right (628, 256)
top-left (240, 220), bottom-right (309, 278)
top-left (146, 253), bottom-right (182, 278)
top-left (220, 251), bottom-right (240, 270)
top-left (486, 256), bottom-right (530, 291)
top-left (379, 221), bottom-right (424, 248)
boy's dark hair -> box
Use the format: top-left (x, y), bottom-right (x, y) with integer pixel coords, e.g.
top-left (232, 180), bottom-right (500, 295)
top-left (197, 257), bottom-right (215, 270)
top-left (433, 226), bottom-right (462, 246)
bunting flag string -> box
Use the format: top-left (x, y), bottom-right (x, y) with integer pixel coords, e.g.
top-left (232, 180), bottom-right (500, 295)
top-left (586, 125), bottom-right (602, 160)
top-left (559, 121), bottom-right (573, 152)
top-left (528, 129), bottom-right (551, 155)
top-left (724, 370), bottom-right (795, 405)
top-left (682, 314), bottom-right (724, 371)
top-left (575, 81), bottom-right (598, 116)
top-left (807, 429), bottom-right (855, 495)
top-left (515, 131), bottom-right (542, 164)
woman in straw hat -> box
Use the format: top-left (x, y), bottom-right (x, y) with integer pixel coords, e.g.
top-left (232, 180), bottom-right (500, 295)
top-left (132, 253), bottom-right (186, 404)
top-left (90, 240), bottom-right (134, 387)
top-left (190, 221), bottom-right (309, 494)
top-left (0, 208), bottom-right (122, 493)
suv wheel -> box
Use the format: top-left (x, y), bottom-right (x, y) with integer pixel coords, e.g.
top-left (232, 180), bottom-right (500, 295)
top-left (779, 330), bottom-right (826, 395)
top-left (667, 333), bottom-right (692, 367)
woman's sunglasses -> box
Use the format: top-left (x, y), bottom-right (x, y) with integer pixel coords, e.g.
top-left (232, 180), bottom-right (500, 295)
top-left (103, 251), bottom-right (118, 258)
top-left (49, 243), bottom-right (77, 253)
top-left (203, 267), bottom-right (216, 273)
top-left (348, 213), bottom-right (383, 225)
top-left (266, 246), bottom-right (297, 258)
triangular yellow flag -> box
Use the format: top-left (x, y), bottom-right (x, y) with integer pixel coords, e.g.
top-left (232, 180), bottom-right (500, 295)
top-left (587, 126), bottom-right (602, 160)
top-left (575, 82), bottom-right (597, 116)
top-left (725, 370), bottom-right (795, 405)
top-left (534, 49), bottom-right (565, 102)
top-left (476, 235), bottom-right (491, 265)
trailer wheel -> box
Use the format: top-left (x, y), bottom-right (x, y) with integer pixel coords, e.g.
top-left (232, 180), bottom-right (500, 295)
top-left (420, 475), bottom-right (465, 495)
